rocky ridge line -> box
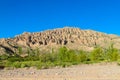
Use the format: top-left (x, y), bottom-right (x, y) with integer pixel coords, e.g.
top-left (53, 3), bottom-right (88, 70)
top-left (0, 27), bottom-right (120, 55)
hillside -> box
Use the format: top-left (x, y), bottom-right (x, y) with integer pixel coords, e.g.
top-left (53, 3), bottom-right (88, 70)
top-left (0, 27), bottom-right (120, 55)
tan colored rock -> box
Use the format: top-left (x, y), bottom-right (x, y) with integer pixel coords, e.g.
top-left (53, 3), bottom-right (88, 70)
top-left (0, 27), bottom-right (120, 55)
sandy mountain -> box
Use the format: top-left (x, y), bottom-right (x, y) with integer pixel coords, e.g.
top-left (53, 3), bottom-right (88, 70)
top-left (0, 27), bottom-right (120, 55)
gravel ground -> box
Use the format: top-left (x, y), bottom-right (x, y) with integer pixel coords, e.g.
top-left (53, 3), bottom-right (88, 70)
top-left (0, 62), bottom-right (120, 80)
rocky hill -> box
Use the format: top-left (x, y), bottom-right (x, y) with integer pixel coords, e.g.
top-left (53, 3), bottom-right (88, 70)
top-left (0, 27), bottom-right (120, 55)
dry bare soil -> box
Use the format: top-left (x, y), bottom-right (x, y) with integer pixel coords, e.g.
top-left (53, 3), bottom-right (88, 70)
top-left (0, 62), bottom-right (120, 80)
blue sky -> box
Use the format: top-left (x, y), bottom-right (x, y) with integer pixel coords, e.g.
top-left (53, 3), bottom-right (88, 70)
top-left (0, 0), bottom-right (120, 38)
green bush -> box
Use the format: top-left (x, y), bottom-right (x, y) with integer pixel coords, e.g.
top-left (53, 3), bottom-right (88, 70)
top-left (11, 62), bottom-right (21, 68)
top-left (90, 47), bottom-right (103, 62)
top-left (77, 50), bottom-right (88, 62)
top-left (61, 62), bottom-right (72, 68)
top-left (66, 50), bottom-right (77, 62)
top-left (117, 59), bottom-right (120, 65)
top-left (105, 44), bottom-right (119, 61)
top-left (58, 47), bottom-right (78, 62)
top-left (106, 49), bottom-right (119, 61)
top-left (58, 46), bottom-right (68, 61)
top-left (18, 46), bottom-right (23, 55)
top-left (23, 56), bottom-right (40, 61)
top-left (0, 54), bottom-right (8, 60)
top-left (20, 63), bottom-right (27, 68)
top-left (40, 53), bottom-right (54, 62)
top-left (4, 61), bottom-right (12, 67)
top-left (1, 45), bottom-right (120, 69)
top-left (7, 56), bottom-right (23, 62)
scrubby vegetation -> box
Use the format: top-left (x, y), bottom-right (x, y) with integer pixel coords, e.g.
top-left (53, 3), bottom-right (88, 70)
top-left (0, 44), bottom-right (120, 69)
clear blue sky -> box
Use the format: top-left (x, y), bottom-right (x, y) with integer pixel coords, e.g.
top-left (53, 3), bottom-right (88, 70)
top-left (0, 0), bottom-right (120, 38)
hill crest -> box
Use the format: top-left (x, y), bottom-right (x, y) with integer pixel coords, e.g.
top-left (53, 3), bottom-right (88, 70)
top-left (0, 27), bottom-right (120, 55)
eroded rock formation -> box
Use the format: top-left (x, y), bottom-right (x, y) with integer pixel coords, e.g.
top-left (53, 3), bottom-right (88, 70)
top-left (0, 27), bottom-right (120, 55)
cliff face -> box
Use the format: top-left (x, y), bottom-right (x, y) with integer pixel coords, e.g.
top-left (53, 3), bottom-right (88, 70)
top-left (0, 27), bottom-right (120, 55)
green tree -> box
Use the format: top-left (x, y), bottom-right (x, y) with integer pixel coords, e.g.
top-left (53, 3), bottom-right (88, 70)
top-left (77, 50), bottom-right (87, 62)
top-left (58, 47), bottom-right (77, 62)
top-left (106, 44), bottom-right (119, 61)
top-left (66, 50), bottom-right (77, 62)
top-left (90, 47), bottom-right (103, 61)
top-left (58, 46), bottom-right (68, 61)
top-left (18, 46), bottom-right (23, 55)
